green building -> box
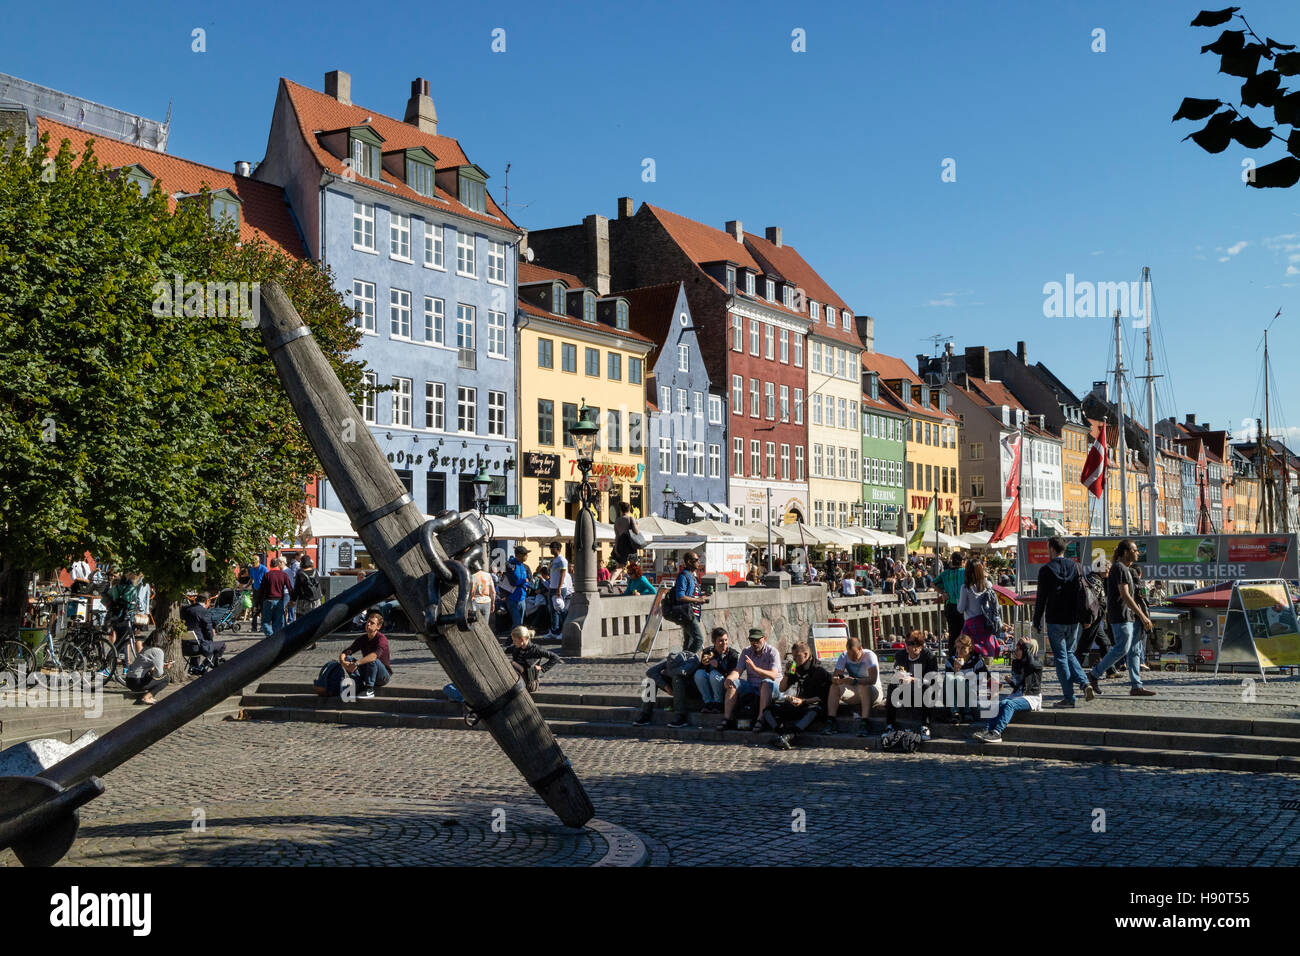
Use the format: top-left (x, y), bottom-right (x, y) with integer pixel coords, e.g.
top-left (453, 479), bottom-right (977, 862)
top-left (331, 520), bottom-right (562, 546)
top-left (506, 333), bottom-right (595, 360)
top-left (861, 369), bottom-right (908, 533)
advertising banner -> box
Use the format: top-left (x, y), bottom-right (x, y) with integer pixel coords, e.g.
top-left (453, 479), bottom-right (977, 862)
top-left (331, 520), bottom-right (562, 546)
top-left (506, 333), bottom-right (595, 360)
top-left (1018, 534), bottom-right (1298, 582)
top-left (1216, 579), bottom-right (1300, 673)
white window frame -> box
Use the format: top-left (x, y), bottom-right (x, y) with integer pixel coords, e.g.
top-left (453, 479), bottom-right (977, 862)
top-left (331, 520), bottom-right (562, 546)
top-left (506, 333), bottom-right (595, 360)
top-left (708, 443), bottom-right (721, 478)
top-left (487, 310), bottom-right (507, 359)
top-left (796, 445), bottom-right (805, 481)
top-left (457, 386), bottom-right (477, 434)
top-left (693, 441), bottom-right (705, 477)
top-left (390, 212), bottom-right (411, 261)
top-left (794, 388), bottom-right (804, 425)
top-left (678, 343), bottom-right (689, 372)
top-left (766, 442), bottom-right (776, 478)
top-left (731, 376), bottom-right (743, 414)
top-left (390, 288), bottom-right (412, 340)
top-left (423, 221), bottom-right (445, 269)
top-left (780, 385), bottom-right (789, 423)
top-left (750, 440), bottom-right (761, 477)
top-left (750, 320), bottom-right (760, 355)
top-left (486, 390), bottom-right (506, 437)
top-left (794, 335), bottom-right (803, 368)
top-left (677, 388), bottom-right (688, 415)
top-left (765, 381), bottom-right (775, 420)
top-left (779, 328), bottom-right (789, 364)
top-left (708, 394), bottom-right (723, 424)
top-left (352, 279), bottom-right (376, 334)
top-left (423, 296), bottom-right (445, 345)
top-left (750, 378), bottom-right (760, 418)
top-left (780, 444), bottom-right (790, 480)
top-left (487, 240), bottom-right (507, 284)
top-left (660, 385), bottom-right (671, 412)
top-left (362, 372), bottom-right (377, 424)
top-left (733, 437), bottom-right (744, 474)
top-left (425, 382), bottom-right (445, 430)
top-left (456, 303), bottom-right (476, 351)
top-left (732, 314), bottom-right (742, 351)
top-left (392, 376), bottom-right (412, 427)
top-left (693, 391), bottom-right (704, 418)
top-left (353, 201), bottom-right (375, 252)
top-left (765, 324), bottom-right (774, 360)
top-left (676, 440), bottom-right (689, 476)
top-left (659, 436), bottom-right (672, 473)
top-left (456, 231), bottom-right (476, 277)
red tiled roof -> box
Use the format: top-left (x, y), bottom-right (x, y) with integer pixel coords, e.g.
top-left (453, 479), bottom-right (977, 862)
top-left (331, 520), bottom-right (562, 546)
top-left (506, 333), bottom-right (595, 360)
top-left (38, 118), bottom-right (306, 258)
top-left (861, 353), bottom-right (956, 422)
top-left (279, 78), bottom-right (519, 233)
top-left (964, 376), bottom-right (1025, 411)
top-left (743, 233), bottom-right (859, 346)
top-left (517, 298), bottom-right (655, 347)
top-left (641, 204), bottom-right (808, 323)
top-left (519, 261), bottom-right (583, 289)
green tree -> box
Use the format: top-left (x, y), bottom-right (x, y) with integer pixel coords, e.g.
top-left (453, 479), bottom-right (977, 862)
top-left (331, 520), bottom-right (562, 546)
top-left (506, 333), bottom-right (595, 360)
top-left (0, 130), bottom-right (368, 631)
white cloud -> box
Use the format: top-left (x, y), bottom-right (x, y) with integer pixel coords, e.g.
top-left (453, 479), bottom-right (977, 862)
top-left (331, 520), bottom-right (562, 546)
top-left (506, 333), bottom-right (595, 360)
top-left (1090, 250), bottom-right (1105, 256)
top-left (927, 298), bottom-right (956, 307)
top-left (1226, 241), bottom-right (1248, 256)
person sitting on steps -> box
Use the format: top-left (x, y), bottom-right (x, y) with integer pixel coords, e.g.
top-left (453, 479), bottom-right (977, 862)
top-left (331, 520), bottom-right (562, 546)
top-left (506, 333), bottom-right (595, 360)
top-left (824, 636), bottom-right (881, 737)
top-left (765, 641), bottom-right (832, 750)
top-left (502, 626), bottom-right (562, 693)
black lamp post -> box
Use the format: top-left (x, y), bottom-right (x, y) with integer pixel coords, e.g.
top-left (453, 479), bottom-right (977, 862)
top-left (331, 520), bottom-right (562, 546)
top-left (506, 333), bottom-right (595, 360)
top-left (472, 464), bottom-right (492, 517)
top-left (569, 402), bottom-right (600, 517)
top-left (662, 483), bottom-right (678, 522)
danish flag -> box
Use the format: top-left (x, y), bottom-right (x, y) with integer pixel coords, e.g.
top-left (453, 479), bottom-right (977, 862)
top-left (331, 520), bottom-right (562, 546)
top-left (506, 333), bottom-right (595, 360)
top-left (1081, 424), bottom-right (1107, 499)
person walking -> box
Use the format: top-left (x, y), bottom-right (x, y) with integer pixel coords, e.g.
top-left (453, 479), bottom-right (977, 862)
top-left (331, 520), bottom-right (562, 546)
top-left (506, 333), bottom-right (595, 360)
top-left (545, 541), bottom-right (572, 637)
top-left (1033, 536), bottom-right (1094, 707)
top-left (257, 558), bottom-right (294, 637)
top-left (247, 556), bottom-right (268, 631)
top-left (293, 557), bottom-right (322, 648)
top-left (956, 558), bottom-right (999, 659)
top-left (668, 550), bottom-right (708, 653)
top-left (1087, 539), bottom-right (1156, 698)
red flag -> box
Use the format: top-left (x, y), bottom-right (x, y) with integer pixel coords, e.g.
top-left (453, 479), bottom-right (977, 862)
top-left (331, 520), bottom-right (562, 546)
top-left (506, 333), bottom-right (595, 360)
top-left (1081, 423), bottom-right (1107, 499)
top-left (1000, 432), bottom-right (1022, 500)
top-left (991, 496), bottom-right (1019, 543)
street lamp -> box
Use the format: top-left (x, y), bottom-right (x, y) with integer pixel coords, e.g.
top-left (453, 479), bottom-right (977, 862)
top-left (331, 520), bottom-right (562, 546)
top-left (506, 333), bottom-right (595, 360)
top-left (568, 400), bottom-right (600, 518)
top-left (662, 483), bottom-right (678, 521)
top-left (472, 464), bottom-right (492, 516)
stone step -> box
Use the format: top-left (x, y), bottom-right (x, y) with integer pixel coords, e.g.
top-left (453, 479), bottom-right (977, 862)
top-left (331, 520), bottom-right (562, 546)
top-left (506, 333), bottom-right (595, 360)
top-left (1, 698), bottom-right (242, 750)
top-left (233, 707), bottom-right (1300, 774)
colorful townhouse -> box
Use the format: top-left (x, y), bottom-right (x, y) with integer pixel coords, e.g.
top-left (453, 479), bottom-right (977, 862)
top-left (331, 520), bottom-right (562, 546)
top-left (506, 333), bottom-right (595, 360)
top-left (860, 369), bottom-right (908, 533)
top-left (515, 261), bottom-right (653, 522)
top-left (254, 72), bottom-right (522, 532)
top-left (621, 282), bottom-right (727, 522)
top-left (526, 201), bottom-right (814, 525)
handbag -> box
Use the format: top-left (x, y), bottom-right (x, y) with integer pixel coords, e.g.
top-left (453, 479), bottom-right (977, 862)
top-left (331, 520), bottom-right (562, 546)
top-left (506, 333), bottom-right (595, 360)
top-left (613, 529), bottom-right (647, 563)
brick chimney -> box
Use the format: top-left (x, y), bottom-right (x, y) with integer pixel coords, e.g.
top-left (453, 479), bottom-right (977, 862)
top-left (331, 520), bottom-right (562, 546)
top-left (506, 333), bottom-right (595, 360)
top-left (856, 315), bottom-right (874, 352)
top-left (325, 70), bottom-right (351, 106)
top-left (403, 78), bottom-right (437, 135)
top-left (765, 226), bottom-right (782, 247)
top-left (724, 220), bottom-right (743, 242)
top-left (964, 345), bottom-right (989, 381)
top-left (616, 196), bottom-right (634, 219)
top-left (1016, 340), bottom-right (1027, 364)
top-left (583, 214), bottom-right (611, 296)
top-left (1186, 413), bottom-right (1197, 426)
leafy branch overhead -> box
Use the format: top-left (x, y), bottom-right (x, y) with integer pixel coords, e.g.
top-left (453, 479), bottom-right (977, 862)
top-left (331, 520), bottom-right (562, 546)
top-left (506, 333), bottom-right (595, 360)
top-left (1176, 7), bottom-right (1300, 187)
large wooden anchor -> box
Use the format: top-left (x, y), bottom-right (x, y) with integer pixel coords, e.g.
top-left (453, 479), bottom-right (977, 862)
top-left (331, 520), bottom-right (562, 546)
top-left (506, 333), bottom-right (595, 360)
top-left (0, 283), bottom-right (594, 865)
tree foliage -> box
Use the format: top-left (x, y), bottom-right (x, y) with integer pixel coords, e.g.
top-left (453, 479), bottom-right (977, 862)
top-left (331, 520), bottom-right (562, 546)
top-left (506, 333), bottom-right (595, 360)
top-left (1176, 7), bottom-right (1300, 187)
top-left (0, 130), bottom-right (368, 614)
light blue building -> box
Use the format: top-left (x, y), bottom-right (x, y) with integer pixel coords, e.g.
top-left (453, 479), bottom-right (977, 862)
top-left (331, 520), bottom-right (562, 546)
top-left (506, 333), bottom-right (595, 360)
top-left (255, 72), bottom-right (521, 568)
top-left (623, 283), bottom-right (728, 521)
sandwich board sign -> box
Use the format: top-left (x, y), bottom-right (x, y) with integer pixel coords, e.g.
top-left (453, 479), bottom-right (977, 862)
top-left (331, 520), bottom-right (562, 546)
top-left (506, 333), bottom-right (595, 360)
top-left (634, 585), bottom-right (670, 661)
top-left (1215, 579), bottom-right (1300, 681)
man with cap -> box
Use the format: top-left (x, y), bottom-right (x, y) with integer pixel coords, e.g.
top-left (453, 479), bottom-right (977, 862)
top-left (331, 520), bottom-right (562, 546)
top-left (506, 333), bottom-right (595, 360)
top-left (505, 544), bottom-right (532, 628)
top-left (721, 628), bottom-right (782, 731)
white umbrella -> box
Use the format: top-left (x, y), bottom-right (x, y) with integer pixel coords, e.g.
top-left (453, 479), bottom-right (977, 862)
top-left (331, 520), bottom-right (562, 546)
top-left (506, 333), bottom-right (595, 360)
top-left (959, 531), bottom-right (993, 548)
top-left (477, 513), bottom-right (534, 540)
top-left (636, 515), bottom-right (693, 537)
top-left (593, 521), bottom-right (616, 542)
top-left (683, 519), bottom-right (745, 539)
top-left (299, 507), bottom-right (356, 539)
top-left (987, 533), bottom-right (1018, 549)
top-left (838, 527), bottom-right (878, 545)
top-left (866, 529), bottom-right (907, 546)
top-left (813, 525), bottom-right (856, 547)
top-left (770, 523), bottom-right (825, 547)
top-left (520, 514), bottom-right (576, 540)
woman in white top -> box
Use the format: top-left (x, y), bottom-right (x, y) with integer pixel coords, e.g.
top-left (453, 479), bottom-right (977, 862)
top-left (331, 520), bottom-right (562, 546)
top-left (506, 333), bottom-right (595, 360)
top-left (957, 558), bottom-right (998, 657)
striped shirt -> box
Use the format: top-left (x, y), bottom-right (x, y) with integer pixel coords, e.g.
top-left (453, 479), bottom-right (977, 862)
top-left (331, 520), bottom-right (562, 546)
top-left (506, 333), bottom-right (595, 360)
top-left (936, 567), bottom-right (965, 606)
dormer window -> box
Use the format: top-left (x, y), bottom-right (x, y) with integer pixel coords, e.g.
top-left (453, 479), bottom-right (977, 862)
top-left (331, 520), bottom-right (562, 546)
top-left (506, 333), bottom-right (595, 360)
top-left (552, 283), bottom-right (566, 315)
top-left (726, 265), bottom-right (736, 294)
top-left (810, 301), bottom-right (820, 320)
top-left (826, 306), bottom-right (837, 326)
top-left (407, 158), bottom-right (435, 197)
top-left (745, 271), bottom-right (755, 296)
top-left (765, 278), bottom-right (775, 302)
top-left (583, 291), bottom-right (596, 324)
top-left (115, 164), bottom-right (154, 197)
top-left (457, 164), bottom-right (488, 214)
top-left (349, 129), bottom-right (382, 180)
top-left (209, 189), bottom-right (242, 228)
top-left (616, 301), bottom-right (629, 330)
top-left (782, 285), bottom-right (793, 308)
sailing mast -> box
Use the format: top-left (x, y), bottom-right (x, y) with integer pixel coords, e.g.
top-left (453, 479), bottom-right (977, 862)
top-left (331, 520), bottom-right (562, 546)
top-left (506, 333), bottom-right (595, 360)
top-left (1114, 309), bottom-right (1129, 534)
top-left (1140, 268), bottom-right (1160, 535)
top-left (1263, 330), bottom-right (1276, 533)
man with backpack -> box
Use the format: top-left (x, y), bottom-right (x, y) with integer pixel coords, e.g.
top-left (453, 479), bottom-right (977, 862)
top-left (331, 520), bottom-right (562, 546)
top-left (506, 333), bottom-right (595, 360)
top-left (105, 573), bottom-right (140, 655)
top-left (1032, 536), bottom-right (1094, 708)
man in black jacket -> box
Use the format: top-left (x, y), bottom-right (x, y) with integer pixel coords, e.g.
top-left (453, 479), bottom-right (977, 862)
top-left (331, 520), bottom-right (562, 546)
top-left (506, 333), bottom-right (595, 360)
top-left (762, 641), bottom-right (832, 749)
top-left (885, 630), bottom-right (939, 740)
top-left (1032, 536), bottom-right (1094, 707)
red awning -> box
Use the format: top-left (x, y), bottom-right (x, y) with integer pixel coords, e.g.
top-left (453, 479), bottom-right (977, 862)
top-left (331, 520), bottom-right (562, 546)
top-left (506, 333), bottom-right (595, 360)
top-left (1169, 582), bottom-right (1235, 608)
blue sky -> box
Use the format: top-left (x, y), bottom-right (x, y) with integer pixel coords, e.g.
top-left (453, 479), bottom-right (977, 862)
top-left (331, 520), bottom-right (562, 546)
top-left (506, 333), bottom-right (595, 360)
top-left (6, 0), bottom-right (1300, 444)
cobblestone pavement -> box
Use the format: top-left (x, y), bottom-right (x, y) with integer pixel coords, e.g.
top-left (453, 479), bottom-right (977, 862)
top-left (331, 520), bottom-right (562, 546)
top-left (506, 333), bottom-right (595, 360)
top-left (228, 630), bottom-right (1300, 720)
top-left (5, 716), bottom-right (1300, 867)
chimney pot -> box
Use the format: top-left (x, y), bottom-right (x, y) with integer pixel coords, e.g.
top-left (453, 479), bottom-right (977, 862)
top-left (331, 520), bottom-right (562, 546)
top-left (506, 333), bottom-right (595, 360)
top-left (1186, 413), bottom-right (1197, 426)
top-left (724, 220), bottom-right (743, 242)
top-left (403, 76), bottom-right (438, 135)
top-left (234, 160), bottom-right (251, 177)
top-left (1016, 340), bottom-right (1027, 363)
top-left (616, 196), bottom-right (634, 219)
top-left (765, 226), bottom-right (782, 247)
top-left (324, 70), bottom-right (351, 106)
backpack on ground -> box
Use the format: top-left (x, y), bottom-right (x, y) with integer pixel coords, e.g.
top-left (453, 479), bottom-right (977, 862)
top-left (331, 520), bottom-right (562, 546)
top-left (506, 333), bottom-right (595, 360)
top-left (313, 660), bottom-right (348, 696)
top-left (880, 729), bottom-right (924, 753)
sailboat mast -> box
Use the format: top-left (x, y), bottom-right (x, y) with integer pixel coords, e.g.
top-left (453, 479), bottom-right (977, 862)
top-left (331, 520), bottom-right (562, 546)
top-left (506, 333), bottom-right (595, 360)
top-left (1142, 268), bottom-right (1159, 535)
top-left (1265, 330), bottom-right (1275, 534)
top-left (1115, 309), bottom-right (1129, 534)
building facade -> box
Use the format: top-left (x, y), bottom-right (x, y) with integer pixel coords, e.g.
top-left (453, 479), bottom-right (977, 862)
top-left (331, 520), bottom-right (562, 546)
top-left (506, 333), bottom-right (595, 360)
top-left (255, 72), bottom-right (522, 532)
top-left (624, 282), bottom-right (728, 521)
top-left (861, 370), bottom-right (907, 533)
top-left (516, 262), bottom-right (652, 522)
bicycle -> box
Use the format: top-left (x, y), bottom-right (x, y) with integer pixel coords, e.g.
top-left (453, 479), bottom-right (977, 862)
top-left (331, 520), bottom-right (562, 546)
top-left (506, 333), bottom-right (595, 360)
top-left (61, 620), bottom-right (120, 682)
top-left (27, 627), bottom-right (93, 692)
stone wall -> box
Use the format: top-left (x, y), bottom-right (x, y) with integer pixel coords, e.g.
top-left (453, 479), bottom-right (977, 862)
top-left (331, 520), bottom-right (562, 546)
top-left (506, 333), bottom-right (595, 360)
top-left (570, 583), bottom-right (831, 658)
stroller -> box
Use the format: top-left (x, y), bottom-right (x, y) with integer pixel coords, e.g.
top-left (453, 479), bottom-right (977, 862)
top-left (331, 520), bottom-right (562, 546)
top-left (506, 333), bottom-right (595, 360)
top-left (210, 589), bottom-right (240, 633)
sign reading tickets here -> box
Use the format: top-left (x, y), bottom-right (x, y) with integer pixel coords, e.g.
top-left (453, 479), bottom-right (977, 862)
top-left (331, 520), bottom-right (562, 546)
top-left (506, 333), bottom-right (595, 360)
top-left (1018, 534), bottom-right (1298, 582)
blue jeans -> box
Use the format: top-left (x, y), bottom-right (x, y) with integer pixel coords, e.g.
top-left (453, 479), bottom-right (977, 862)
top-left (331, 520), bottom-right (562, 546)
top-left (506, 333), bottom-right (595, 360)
top-left (729, 677), bottom-right (781, 703)
top-left (987, 695), bottom-right (1032, 734)
top-left (1047, 622), bottom-right (1090, 702)
top-left (694, 668), bottom-right (726, 703)
top-left (1090, 621), bottom-right (1143, 689)
top-left (355, 658), bottom-right (390, 690)
top-left (261, 598), bottom-right (285, 637)
top-left (549, 595), bottom-right (568, 635)
top-left (508, 599), bottom-right (525, 628)
top-left (283, 593), bottom-right (295, 625)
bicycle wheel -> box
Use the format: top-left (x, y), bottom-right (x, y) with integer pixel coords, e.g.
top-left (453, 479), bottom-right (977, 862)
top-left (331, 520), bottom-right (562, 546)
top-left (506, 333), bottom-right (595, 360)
top-left (0, 641), bottom-right (33, 683)
top-left (56, 642), bottom-right (94, 691)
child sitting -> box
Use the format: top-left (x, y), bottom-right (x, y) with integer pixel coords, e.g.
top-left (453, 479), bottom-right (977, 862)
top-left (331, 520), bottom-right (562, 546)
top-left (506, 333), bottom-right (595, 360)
top-left (973, 636), bottom-right (1042, 742)
top-left (503, 626), bottom-right (562, 693)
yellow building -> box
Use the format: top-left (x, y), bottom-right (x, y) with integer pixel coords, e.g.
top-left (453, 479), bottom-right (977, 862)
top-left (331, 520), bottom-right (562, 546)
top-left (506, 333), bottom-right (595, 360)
top-left (863, 351), bottom-right (960, 543)
top-left (516, 262), bottom-right (654, 522)
top-left (1061, 420), bottom-right (1091, 535)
